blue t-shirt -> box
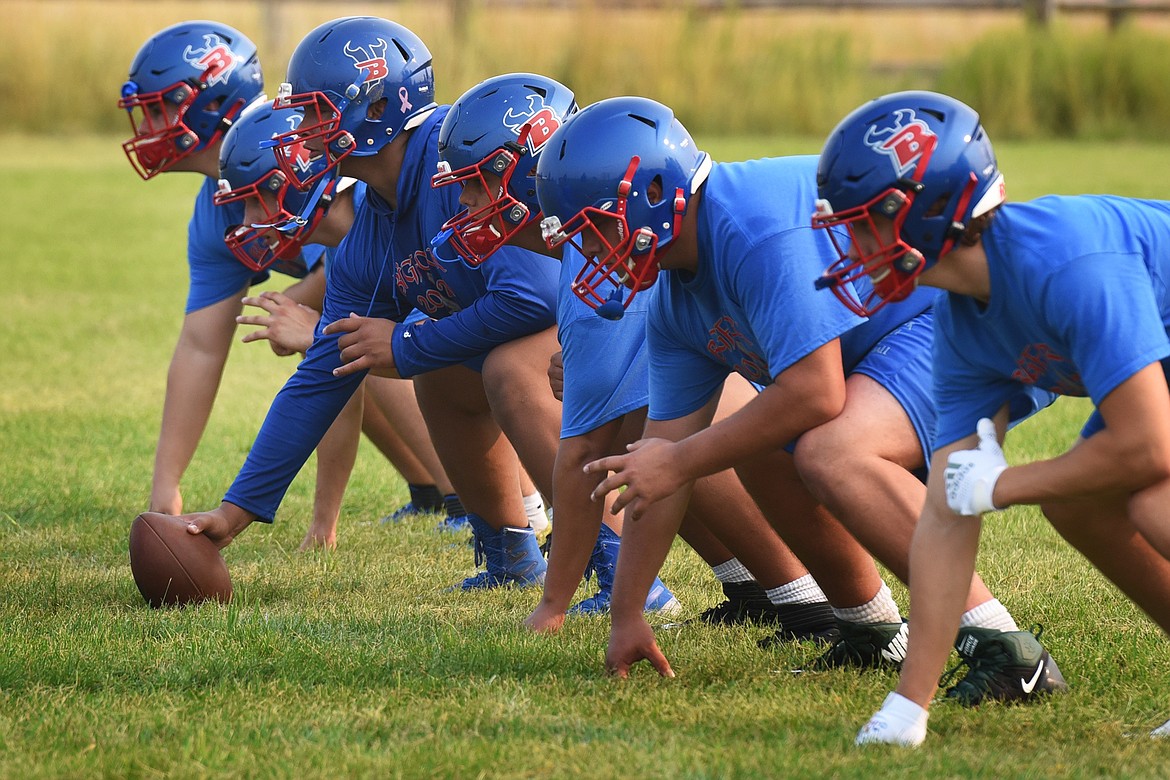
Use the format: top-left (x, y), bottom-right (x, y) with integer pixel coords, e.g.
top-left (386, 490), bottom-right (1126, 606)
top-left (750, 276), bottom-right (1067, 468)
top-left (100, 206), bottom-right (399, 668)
top-left (647, 155), bottom-right (935, 421)
top-left (225, 107), bottom-right (558, 521)
top-left (557, 246), bottom-right (652, 438)
top-left (932, 195), bottom-right (1170, 448)
top-left (185, 178), bottom-right (326, 313)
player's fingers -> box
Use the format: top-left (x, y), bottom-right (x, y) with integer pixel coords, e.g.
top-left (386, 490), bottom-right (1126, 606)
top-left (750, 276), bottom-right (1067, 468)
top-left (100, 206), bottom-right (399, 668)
top-left (236, 314), bottom-right (274, 327)
top-left (241, 295), bottom-right (280, 313)
top-left (610, 491), bottom-right (634, 516)
top-left (260, 290), bottom-right (292, 304)
top-left (240, 329), bottom-right (270, 344)
top-left (646, 644), bottom-right (675, 678)
top-left (583, 454), bottom-right (622, 475)
top-left (184, 514), bottom-right (213, 536)
top-left (333, 354), bottom-right (369, 377)
top-left (605, 658), bottom-right (630, 679)
top-left (322, 316), bottom-right (361, 336)
top-left (626, 438), bottom-right (649, 452)
top-left (590, 474), bottom-right (628, 503)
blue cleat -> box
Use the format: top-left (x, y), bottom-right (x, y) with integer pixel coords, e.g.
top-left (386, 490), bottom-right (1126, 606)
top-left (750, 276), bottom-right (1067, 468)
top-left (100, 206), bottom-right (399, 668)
top-left (456, 514), bottom-right (546, 590)
top-left (568, 523), bottom-right (680, 615)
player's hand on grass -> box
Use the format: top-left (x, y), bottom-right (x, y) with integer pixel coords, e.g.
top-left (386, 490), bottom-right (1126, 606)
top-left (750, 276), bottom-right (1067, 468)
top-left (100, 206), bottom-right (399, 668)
top-left (547, 350), bottom-right (565, 401)
top-left (323, 314), bottom-right (402, 378)
top-left (606, 615), bottom-right (674, 679)
top-left (944, 417), bottom-right (1008, 516)
top-left (183, 503), bottom-right (256, 550)
top-left (523, 602), bottom-right (566, 634)
top-left (237, 290), bottom-right (320, 356)
top-left (298, 523), bottom-right (337, 552)
top-left (585, 438), bottom-right (685, 520)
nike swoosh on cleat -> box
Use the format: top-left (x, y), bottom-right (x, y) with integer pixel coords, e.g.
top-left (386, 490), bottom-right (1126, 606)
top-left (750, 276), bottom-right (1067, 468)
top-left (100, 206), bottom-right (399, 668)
top-left (1020, 659), bottom-right (1045, 694)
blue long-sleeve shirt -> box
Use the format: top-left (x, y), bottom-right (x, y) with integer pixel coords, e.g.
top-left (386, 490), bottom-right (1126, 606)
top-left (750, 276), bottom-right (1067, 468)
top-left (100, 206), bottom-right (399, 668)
top-left (224, 106), bottom-right (558, 522)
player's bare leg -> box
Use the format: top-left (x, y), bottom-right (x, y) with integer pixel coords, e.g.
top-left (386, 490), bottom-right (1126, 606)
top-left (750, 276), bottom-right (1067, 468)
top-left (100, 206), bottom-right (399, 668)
top-left (793, 373), bottom-right (997, 611)
top-left (1045, 495), bottom-right (1170, 632)
top-left (480, 327), bottom-right (563, 499)
top-left (364, 375), bottom-right (456, 496)
top-left (300, 387), bottom-right (364, 550)
top-left (735, 449), bottom-right (885, 610)
top-left (413, 365), bottom-right (528, 529)
top-left (527, 416), bottom-right (627, 633)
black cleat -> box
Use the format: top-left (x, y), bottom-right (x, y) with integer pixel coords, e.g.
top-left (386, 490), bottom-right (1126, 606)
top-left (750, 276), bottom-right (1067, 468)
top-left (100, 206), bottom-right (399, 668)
top-left (944, 625), bottom-right (1068, 706)
top-left (797, 619), bottom-right (909, 669)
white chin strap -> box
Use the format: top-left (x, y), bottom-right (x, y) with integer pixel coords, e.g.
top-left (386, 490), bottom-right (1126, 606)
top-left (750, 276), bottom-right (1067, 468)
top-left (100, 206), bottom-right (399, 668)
top-left (691, 153), bottom-right (713, 193)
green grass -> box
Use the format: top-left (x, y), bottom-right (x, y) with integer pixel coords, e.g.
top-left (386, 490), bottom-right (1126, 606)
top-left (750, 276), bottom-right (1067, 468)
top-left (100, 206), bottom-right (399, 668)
top-left (4, 135), bottom-right (1170, 778)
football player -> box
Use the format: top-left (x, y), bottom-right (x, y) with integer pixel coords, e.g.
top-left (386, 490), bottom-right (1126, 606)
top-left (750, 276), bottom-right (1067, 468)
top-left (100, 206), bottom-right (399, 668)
top-left (430, 74), bottom-right (837, 632)
top-left (213, 98), bottom-right (466, 548)
top-left (814, 91), bottom-right (1170, 746)
top-left (535, 97), bottom-right (1060, 694)
top-left (118, 22), bottom-right (455, 547)
top-left (181, 17), bottom-right (555, 589)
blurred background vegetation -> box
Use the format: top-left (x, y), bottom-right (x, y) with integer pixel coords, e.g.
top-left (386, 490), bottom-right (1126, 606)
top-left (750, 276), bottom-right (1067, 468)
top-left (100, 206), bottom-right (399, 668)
top-left (4, 0), bottom-right (1170, 141)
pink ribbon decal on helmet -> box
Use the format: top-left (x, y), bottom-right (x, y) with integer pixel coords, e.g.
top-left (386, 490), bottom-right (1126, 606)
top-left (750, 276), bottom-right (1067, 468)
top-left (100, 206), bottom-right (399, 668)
top-left (399, 87), bottom-right (412, 114)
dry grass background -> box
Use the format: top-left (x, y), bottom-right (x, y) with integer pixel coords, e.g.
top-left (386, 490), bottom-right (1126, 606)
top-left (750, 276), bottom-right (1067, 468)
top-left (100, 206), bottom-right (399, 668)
top-left (6, 0), bottom-right (1170, 138)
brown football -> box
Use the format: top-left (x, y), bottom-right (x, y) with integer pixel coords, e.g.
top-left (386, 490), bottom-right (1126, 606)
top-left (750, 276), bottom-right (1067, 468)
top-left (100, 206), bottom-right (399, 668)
top-left (128, 512), bottom-right (233, 607)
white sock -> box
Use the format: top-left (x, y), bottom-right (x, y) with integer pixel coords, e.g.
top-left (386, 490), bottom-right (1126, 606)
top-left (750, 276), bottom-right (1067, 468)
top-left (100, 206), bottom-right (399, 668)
top-left (523, 492), bottom-right (549, 533)
top-left (710, 558), bottom-right (753, 584)
top-left (833, 582), bottom-right (902, 625)
top-left (959, 598), bottom-right (1018, 633)
top-left (765, 574), bottom-right (827, 605)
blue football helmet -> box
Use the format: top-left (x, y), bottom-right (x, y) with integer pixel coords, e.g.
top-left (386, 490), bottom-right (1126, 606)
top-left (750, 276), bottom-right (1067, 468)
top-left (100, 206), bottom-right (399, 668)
top-left (813, 90), bottom-right (1006, 316)
top-left (535, 96), bottom-right (711, 319)
top-left (119, 20), bottom-right (263, 179)
top-left (431, 73), bottom-right (577, 267)
top-left (268, 16), bottom-right (436, 190)
top-left (214, 100), bottom-right (338, 272)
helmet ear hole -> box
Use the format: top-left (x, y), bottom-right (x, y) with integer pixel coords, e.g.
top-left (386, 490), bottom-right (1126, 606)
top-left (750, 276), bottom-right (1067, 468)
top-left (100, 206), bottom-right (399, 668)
top-left (647, 175), bottom-right (663, 205)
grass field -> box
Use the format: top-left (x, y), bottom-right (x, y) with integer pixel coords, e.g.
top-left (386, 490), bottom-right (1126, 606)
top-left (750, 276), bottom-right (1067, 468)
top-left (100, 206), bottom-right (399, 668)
top-left (3, 134), bottom-right (1170, 778)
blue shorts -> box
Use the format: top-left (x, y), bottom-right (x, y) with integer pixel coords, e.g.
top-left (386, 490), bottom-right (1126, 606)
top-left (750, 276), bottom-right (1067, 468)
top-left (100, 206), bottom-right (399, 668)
top-left (850, 310), bottom-right (937, 463)
top-left (559, 309), bottom-right (651, 439)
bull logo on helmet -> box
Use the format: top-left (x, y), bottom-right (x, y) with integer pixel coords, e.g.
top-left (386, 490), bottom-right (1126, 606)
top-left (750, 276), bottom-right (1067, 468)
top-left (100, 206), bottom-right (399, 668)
top-left (343, 38), bottom-right (389, 88)
top-left (863, 108), bottom-right (937, 179)
top-left (183, 34), bottom-right (239, 87)
top-left (502, 95), bottom-right (561, 154)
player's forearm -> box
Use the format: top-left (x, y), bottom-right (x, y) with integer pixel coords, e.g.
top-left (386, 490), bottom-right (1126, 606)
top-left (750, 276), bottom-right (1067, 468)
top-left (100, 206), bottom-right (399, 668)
top-left (609, 488), bottom-right (691, 622)
top-left (541, 451), bottom-right (610, 612)
top-left (223, 333), bottom-right (366, 522)
top-left (997, 429), bottom-right (1170, 509)
top-left (392, 292), bottom-right (556, 377)
top-left (671, 383), bottom-right (835, 485)
top-left (152, 341), bottom-right (231, 491)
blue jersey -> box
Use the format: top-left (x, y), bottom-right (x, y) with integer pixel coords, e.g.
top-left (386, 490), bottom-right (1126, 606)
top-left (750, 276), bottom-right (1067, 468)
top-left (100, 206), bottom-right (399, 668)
top-left (225, 107), bottom-right (558, 522)
top-left (933, 195), bottom-right (1170, 447)
top-left (185, 178), bottom-right (325, 313)
top-left (647, 156), bottom-right (935, 421)
top-left (557, 247), bottom-right (651, 438)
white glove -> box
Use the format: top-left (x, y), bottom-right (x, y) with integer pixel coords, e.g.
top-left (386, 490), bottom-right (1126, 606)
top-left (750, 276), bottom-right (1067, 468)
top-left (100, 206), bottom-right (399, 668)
top-left (1151, 718), bottom-right (1170, 738)
top-left (856, 692), bottom-right (928, 747)
top-left (944, 418), bottom-right (1008, 516)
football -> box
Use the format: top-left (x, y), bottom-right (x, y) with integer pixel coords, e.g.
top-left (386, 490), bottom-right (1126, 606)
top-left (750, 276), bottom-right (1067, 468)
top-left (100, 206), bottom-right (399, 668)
top-left (128, 512), bottom-right (233, 608)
